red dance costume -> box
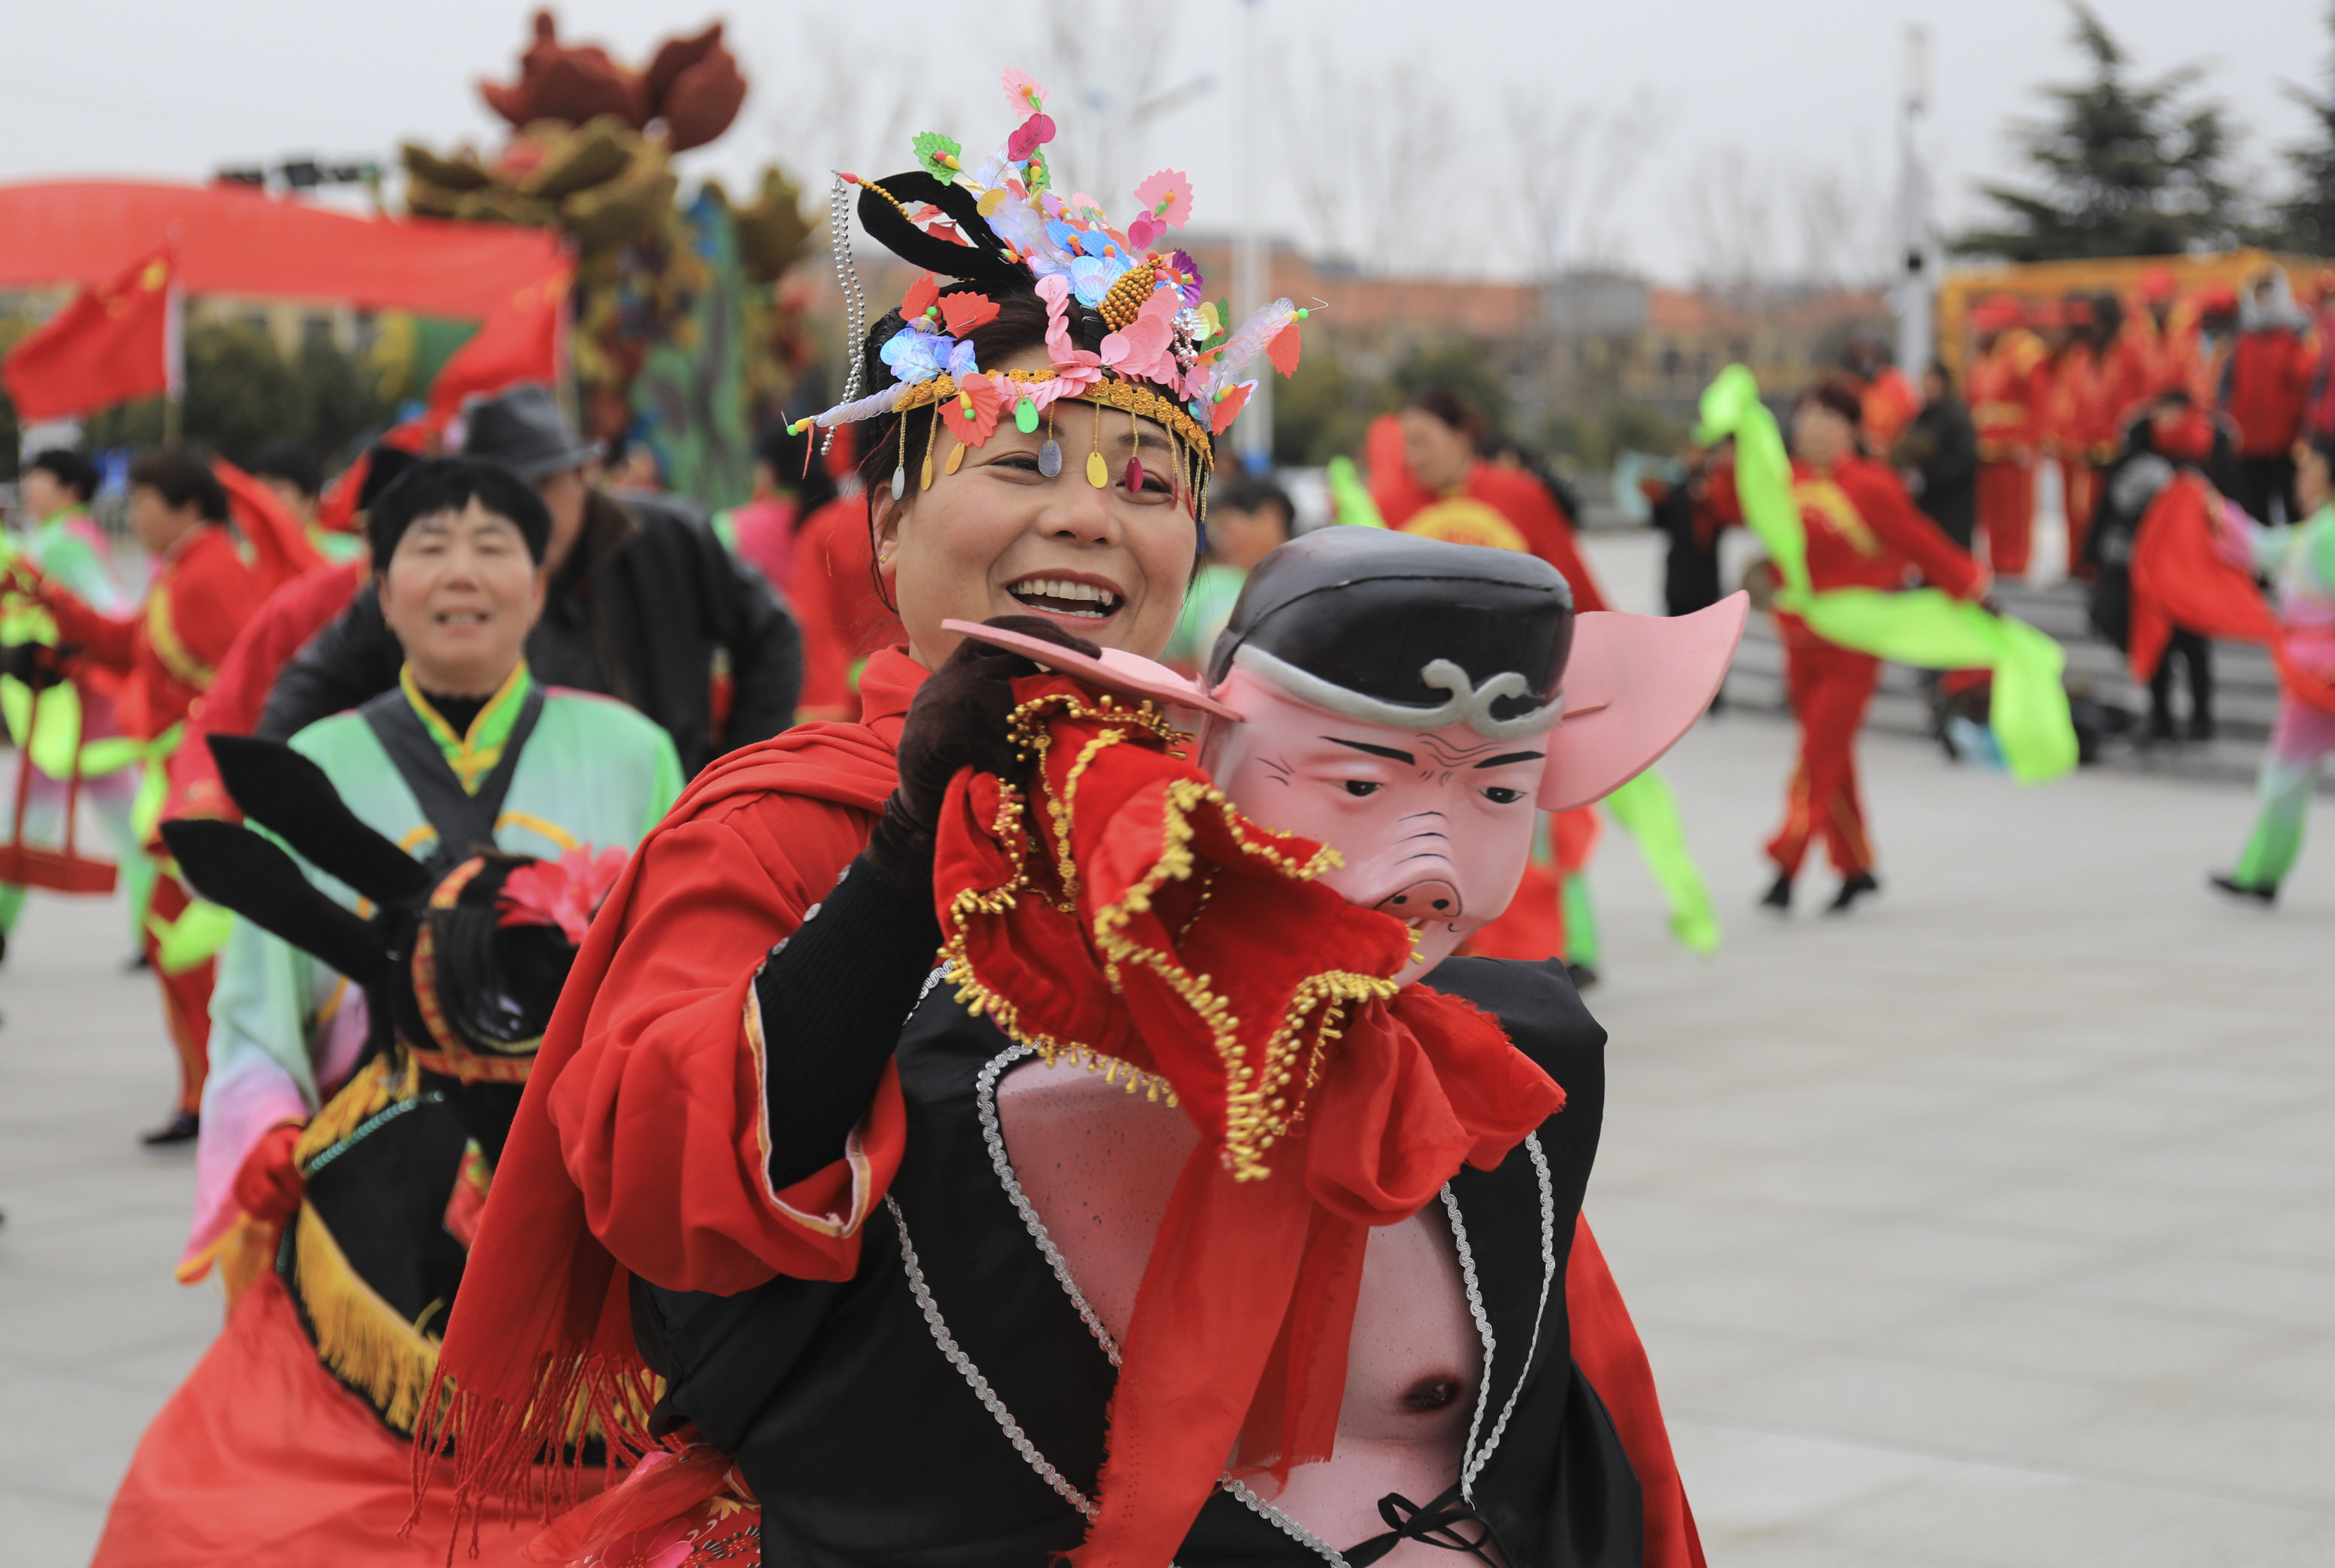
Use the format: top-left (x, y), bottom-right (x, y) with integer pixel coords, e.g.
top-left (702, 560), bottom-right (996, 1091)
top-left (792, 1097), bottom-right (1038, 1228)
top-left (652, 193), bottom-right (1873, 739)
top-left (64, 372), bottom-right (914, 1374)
top-left (46, 523), bottom-right (264, 1111)
top-left (1731, 459), bottom-right (1986, 880)
top-left (1967, 325), bottom-right (2049, 579)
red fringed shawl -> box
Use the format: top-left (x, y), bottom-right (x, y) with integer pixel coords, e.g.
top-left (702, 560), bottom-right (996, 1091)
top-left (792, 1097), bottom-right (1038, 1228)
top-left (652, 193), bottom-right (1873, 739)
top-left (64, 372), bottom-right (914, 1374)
top-left (936, 679), bottom-right (1563, 1565)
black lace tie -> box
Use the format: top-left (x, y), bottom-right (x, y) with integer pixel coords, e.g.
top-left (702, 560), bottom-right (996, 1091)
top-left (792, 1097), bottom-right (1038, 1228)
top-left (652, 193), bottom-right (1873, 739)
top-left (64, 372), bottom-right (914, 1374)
top-left (1343, 1483), bottom-right (1506, 1566)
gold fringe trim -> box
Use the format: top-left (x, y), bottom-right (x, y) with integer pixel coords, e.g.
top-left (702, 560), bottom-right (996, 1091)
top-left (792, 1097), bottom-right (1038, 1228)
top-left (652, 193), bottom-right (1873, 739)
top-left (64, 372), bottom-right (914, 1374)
top-left (296, 1051), bottom-right (421, 1171)
top-left (292, 1201), bottom-right (445, 1436)
top-left (945, 709), bottom-right (1395, 1181)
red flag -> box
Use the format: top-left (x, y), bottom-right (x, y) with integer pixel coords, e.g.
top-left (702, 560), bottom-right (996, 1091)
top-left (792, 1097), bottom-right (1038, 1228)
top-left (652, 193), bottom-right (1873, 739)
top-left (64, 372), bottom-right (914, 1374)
top-left (428, 265), bottom-right (571, 416)
top-left (1, 244), bottom-right (180, 419)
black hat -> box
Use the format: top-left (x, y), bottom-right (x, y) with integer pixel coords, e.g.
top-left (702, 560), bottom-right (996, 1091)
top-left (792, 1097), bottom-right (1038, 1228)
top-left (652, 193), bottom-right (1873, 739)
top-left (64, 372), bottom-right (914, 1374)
top-left (1206, 528), bottom-right (1575, 737)
top-left (460, 384), bottom-right (598, 481)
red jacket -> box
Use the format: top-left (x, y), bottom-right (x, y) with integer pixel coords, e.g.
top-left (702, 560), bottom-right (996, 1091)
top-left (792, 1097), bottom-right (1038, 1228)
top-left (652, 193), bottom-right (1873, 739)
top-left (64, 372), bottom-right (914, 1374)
top-left (161, 559), bottom-right (367, 823)
top-left (2220, 327), bottom-right (2316, 458)
top-left (1967, 329), bottom-right (2049, 460)
top-left (1772, 457), bottom-right (1985, 649)
top-left (47, 523), bottom-right (265, 743)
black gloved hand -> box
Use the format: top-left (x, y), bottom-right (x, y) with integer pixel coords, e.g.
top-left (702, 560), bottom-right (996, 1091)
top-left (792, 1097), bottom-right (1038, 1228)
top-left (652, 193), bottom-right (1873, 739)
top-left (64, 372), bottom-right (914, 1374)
top-left (863, 616), bottom-right (1102, 894)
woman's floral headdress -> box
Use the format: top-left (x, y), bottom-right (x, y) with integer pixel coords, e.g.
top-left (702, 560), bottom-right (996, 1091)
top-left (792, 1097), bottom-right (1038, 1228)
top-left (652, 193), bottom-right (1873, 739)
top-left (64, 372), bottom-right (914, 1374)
top-left (790, 70), bottom-right (1308, 513)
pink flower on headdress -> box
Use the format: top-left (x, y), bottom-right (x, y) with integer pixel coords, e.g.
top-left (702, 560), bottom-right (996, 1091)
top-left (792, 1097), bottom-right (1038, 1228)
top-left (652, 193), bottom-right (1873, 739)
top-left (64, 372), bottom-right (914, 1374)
top-left (1099, 288), bottom-right (1182, 386)
top-left (1002, 69), bottom-right (1049, 115)
top-left (1134, 169), bottom-right (1194, 228)
top-left (1036, 276), bottom-right (1106, 393)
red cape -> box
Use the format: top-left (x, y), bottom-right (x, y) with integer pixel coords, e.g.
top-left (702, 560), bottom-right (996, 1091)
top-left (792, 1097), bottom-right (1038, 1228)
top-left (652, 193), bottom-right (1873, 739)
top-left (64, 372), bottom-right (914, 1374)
top-left (2130, 475), bottom-right (2335, 715)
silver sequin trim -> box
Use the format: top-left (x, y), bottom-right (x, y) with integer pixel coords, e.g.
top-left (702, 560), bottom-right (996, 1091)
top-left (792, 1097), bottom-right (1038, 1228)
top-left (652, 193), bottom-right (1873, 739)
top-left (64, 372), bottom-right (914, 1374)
top-left (1461, 1132), bottom-right (1556, 1496)
top-left (973, 1045), bottom-right (1348, 1564)
top-left (887, 1193), bottom-right (1100, 1520)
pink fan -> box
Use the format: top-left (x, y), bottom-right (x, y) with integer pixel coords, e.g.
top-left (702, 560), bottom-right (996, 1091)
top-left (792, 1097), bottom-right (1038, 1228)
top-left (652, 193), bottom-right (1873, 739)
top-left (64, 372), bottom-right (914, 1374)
top-left (942, 618), bottom-right (1243, 721)
top-left (1537, 593), bottom-right (1748, 813)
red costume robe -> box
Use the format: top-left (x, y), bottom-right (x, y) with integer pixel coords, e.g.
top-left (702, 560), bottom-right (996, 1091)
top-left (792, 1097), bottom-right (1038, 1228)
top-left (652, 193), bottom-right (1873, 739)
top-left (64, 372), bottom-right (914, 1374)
top-left (46, 523), bottom-right (265, 1111)
top-left (433, 649), bottom-right (1704, 1567)
top-left (1967, 328), bottom-right (2049, 579)
top-left (2043, 341), bottom-right (2113, 574)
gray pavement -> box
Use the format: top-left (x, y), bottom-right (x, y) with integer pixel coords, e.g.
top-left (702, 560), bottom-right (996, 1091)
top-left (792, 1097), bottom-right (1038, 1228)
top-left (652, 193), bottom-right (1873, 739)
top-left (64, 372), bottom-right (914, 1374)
top-left (0, 700), bottom-right (2329, 1567)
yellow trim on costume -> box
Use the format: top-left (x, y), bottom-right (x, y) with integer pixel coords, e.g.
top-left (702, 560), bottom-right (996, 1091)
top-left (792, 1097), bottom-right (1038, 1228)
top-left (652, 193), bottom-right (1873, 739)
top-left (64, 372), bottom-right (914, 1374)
top-left (494, 811), bottom-right (579, 853)
top-left (145, 588), bottom-right (214, 690)
top-left (291, 1201), bottom-right (444, 1435)
top-left (943, 690), bottom-right (1384, 1182)
top-left (1400, 496), bottom-right (1531, 554)
top-left (399, 661), bottom-right (531, 793)
top-left (1791, 477), bottom-right (1884, 559)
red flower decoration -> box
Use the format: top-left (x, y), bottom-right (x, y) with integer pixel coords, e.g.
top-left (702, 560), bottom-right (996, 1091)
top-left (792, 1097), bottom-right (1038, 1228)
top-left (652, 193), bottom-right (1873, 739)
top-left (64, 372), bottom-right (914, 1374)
top-left (938, 291), bottom-right (1001, 336)
top-left (497, 846), bottom-right (629, 946)
top-left (901, 272), bottom-right (940, 319)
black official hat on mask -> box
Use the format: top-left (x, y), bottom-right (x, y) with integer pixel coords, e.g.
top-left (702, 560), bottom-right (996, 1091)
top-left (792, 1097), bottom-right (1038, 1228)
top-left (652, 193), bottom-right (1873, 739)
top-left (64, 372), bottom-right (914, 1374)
top-left (460, 384), bottom-right (598, 481)
top-left (1204, 528), bottom-right (1575, 739)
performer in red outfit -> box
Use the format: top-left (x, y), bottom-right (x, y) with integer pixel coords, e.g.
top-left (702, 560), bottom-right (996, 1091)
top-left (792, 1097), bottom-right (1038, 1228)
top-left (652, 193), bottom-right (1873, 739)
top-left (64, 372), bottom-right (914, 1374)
top-left (1368, 394), bottom-right (1611, 613)
top-left (37, 450), bottom-right (265, 1140)
top-left (1743, 382), bottom-right (1988, 913)
top-left (1966, 298), bottom-right (2049, 580)
top-left (2043, 300), bottom-right (2113, 576)
top-left (163, 447), bottom-right (418, 825)
top-left (433, 87), bottom-right (1707, 1568)
top-left (2219, 270), bottom-right (2317, 525)
top-left (1843, 333), bottom-right (1918, 458)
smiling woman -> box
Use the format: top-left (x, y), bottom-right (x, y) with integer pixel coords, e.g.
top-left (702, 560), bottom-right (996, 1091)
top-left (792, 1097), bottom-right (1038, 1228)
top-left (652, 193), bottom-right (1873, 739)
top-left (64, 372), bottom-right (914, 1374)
top-left (425, 73), bottom-right (1314, 1561)
top-left (847, 292), bottom-right (1206, 667)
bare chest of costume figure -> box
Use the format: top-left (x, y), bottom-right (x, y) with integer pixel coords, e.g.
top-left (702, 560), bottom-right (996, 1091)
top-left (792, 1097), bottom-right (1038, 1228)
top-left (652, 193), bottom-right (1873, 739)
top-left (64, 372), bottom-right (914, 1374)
top-left (997, 1055), bottom-right (1499, 1565)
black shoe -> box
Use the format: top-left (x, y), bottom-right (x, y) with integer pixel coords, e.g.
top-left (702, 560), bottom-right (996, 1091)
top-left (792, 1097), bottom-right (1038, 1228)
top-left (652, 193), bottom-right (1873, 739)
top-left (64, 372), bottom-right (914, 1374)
top-left (140, 1111), bottom-right (199, 1147)
top-left (1565, 961), bottom-right (1600, 991)
top-left (1759, 872), bottom-right (1794, 913)
top-left (2208, 872), bottom-right (2277, 905)
top-left (1826, 872), bottom-right (1881, 914)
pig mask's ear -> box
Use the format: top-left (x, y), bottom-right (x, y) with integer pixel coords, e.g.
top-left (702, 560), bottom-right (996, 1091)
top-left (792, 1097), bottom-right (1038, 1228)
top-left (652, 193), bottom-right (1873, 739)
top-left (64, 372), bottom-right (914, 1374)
top-left (1539, 592), bottom-right (1747, 813)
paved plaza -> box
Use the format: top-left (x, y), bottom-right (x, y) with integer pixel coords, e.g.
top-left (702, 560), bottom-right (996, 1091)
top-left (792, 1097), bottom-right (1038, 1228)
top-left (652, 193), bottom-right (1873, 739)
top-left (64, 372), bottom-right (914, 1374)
top-left (0, 695), bottom-right (2329, 1565)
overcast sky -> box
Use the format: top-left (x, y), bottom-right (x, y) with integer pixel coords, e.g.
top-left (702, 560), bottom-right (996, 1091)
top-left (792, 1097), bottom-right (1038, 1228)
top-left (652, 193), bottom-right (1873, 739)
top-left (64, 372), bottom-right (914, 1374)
top-left (0, 0), bottom-right (2325, 284)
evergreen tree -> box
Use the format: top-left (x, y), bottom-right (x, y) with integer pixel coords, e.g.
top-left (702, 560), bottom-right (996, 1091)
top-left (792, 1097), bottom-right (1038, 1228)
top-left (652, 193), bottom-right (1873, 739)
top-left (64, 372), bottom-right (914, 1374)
top-left (2276, 7), bottom-right (2335, 255)
top-left (1955, 4), bottom-right (2241, 261)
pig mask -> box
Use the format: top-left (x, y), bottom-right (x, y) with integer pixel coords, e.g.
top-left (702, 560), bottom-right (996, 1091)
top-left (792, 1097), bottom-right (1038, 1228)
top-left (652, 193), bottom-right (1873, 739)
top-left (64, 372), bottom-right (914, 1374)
top-left (1194, 529), bottom-right (1574, 982)
top-left (941, 530), bottom-right (1747, 985)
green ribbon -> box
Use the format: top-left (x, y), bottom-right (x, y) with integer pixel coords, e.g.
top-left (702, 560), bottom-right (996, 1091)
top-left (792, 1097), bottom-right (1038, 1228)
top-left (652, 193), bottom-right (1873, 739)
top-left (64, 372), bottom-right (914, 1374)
top-left (1601, 768), bottom-right (1719, 955)
top-left (1695, 365), bottom-right (2078, 785)
top-left (1325, 455), bottom-right (1387, 529)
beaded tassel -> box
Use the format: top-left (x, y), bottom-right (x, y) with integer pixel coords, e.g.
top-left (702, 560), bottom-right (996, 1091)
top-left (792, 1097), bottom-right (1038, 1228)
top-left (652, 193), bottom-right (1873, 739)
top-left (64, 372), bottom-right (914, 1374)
top-left (826, 173), bottom-right (868, 459)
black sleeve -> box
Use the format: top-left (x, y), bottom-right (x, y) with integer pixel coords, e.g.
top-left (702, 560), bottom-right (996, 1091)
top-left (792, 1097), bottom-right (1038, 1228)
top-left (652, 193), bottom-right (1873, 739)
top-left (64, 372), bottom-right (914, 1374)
top-left (709, 531), bottom-right (804, 750)
top-left (254, 583), bottom-right (404, 740)
top-left (752, 853), bottom-right (942, 1189)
